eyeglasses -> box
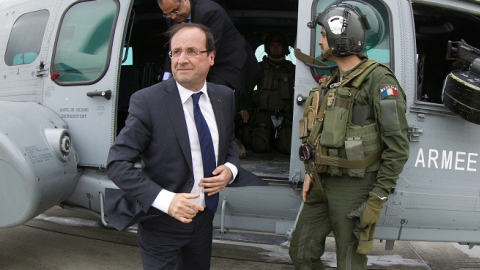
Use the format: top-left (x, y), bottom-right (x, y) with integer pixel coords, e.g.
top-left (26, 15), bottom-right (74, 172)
top-left (162, 1), bottom-right (183, 18)
top-left (169, 49), bottom-right (210, 58)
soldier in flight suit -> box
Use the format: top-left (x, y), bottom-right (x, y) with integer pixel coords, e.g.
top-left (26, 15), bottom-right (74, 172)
top-left (239, 33), bottom-right (295, 154)
top-left (289, 3), bottom-right (409, 270)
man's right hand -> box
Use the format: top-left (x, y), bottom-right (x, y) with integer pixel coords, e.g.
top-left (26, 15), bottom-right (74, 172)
top-left (302, 173), bottom-right (313, 202)
top-left (168, 193), bottom-right (204, 223)
top-left (240, 110), bottom-right (250, 123)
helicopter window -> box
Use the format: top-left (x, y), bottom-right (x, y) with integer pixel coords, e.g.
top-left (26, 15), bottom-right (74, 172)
top-left (254, 44), bottom-right (297, 65)
top-left (250, 44), bottom-right (296, 91)
top-left (4, 9), bottom-right (49, 66)
top-left (413, 4), bottom-right (480, 106)
top-left (51, 0), bottom-right (118, 84)
top-left (121, 47), bottom-right (133, 66)
top-left (311, 0), bottom-right (391, 76)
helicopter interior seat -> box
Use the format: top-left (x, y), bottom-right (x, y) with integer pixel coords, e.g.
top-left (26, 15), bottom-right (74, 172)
top-left (415, 37), bottom-right (455, 104)
top-left (414, 18), bottom-right (457, 104)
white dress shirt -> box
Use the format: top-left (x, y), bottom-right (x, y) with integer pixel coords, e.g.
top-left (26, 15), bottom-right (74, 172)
top-left (152, 81), bottom-right (238, 213)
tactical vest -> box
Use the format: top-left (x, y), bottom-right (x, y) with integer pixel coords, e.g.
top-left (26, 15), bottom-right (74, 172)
top-left (254, 58), bottom-right (294, 111)
top-left (299, 59), bottom-right (392, 178)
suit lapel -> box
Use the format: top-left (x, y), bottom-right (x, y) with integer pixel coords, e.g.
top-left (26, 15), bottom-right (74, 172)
top-left (190, 0), bottom-right (196, 22)
top-left (207, 85), bottom-right (226, 166)
top-left (163, 80), bottom-right (193, 172)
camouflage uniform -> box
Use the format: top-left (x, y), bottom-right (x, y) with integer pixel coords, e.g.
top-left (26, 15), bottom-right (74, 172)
top-left (239, 56), bottom-right (295, 153)
top-left (289, 57), bottom-right (409, 270)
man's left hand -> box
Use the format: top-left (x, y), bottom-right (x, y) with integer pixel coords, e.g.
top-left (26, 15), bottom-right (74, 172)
top-left (347, 192), bottom-right (387, 228)
top-left (200, 165), bottom-right (232, 196)
top-left (346, 192), bottom-right (387, 254)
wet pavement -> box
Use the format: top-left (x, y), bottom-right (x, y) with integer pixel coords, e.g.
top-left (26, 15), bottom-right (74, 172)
top-left (0, 206), bottom-right (479, 270)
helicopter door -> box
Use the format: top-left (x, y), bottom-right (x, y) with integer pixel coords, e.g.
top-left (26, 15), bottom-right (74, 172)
top-left (43, 0), bottom-right (131, 167)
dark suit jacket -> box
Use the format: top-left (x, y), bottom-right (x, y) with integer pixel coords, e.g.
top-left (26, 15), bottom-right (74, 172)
top-left (106, 78), bottom-right (239, 225)
top-left (164, 0), bottom-right (260, 92)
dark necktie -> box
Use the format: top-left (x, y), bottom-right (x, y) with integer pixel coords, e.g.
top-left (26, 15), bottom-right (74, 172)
top-left (192, 92), bottom-right (218, 212)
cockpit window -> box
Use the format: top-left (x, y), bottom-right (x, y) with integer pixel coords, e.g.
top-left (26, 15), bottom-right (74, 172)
top-left (51, 0), bottom-right (118, 84)
top-left (4, 10), bottom-right (49, 66)
top-left (254, 44), bottom-right (297, 65)
top-left (312, 0), bottom-right (391, 74)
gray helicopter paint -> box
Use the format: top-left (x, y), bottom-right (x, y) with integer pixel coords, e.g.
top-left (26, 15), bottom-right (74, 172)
top-left (0, 0), bottom-right (479, 247)
top-left (0, 0), bottom-right (52, 103)
top-left (0, 0), bottom-right (126, 168)
top-left (213, 185), bottom-right (301, 234)
top-left (381, 0), bottom-right (480, 242)
top-left (63, 168), bottom-right (119, 214)
top-left (0, 101), bottom-right (78, 227)
top-left (41, 0), bottom-right (130, 168)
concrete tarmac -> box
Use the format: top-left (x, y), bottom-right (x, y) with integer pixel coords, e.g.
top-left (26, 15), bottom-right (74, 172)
top-left (0, 206), bottom-right (479, 270)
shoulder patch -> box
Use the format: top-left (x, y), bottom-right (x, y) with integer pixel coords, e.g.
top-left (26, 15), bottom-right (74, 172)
top-left (380, 85), bottom-right (399, 99)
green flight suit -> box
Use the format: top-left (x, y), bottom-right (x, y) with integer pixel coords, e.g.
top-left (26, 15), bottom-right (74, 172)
top-left (239, 56), bottom-right (295, 153)
top-left (289, 58), bottom-right (409, 270)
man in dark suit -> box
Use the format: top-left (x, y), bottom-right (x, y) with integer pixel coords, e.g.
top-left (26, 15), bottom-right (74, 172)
top-left (106, 23), bottom-right (239, 269)
top-left (157, 0), bottom-right (260, 94)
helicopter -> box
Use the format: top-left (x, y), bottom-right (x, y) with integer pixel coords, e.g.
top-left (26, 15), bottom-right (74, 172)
top-left (1, 0), bottom-right (479, 251)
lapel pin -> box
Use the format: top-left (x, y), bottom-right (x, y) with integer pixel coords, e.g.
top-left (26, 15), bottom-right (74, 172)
top-left (218, 99), bottom-right (221, 102)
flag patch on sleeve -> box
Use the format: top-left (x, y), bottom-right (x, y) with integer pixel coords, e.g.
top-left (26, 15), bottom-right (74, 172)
top-left (380, 85), bottom-right (399, 99)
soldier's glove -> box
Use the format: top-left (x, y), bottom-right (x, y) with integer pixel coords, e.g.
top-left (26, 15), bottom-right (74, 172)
top-left (346, 192), bottom-right (387, 254)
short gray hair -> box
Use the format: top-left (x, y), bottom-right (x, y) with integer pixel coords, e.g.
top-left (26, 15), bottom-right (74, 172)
top-left (165, 23), bottom-right (215, 53)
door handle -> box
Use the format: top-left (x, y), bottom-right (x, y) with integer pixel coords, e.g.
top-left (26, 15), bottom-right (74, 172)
top-left (296, 94), bottom-right (308, 105)
top-left (86, 90), bottom-right (111, 100)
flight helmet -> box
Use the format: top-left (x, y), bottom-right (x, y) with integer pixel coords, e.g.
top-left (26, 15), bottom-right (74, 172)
top-left (264, 32), bottom-right (290, 56)
top-left (308, 3), bottom-right (371, 58)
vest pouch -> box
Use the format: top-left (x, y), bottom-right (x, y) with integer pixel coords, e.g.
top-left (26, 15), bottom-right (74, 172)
top-left (259, 92), bottom-right (269, 109)
top-left (257, 91), bottom-right (282, 111)
top-left (320, 91), bottom-right (349, 148)
top-left (345, 137), bottom-right (366, 178)
top-left (346, 122), bottom-right (381, 172)
top-left (299, 117), bottom-right (308, 139)
top-left (314, 136), bottom-right (328, 173)
top-left (273, 78), bottom-right (279, 90)
top-left (268, 94), bottom-right (284, 110)
top-left (304, 90), bottom-right (321, 131)
top-left (261, 71), bottom-right (273, 89)
top-left (306, 107), bottom-right (317, 131)
top-left (327, 148), bottom-right (342, 176)
top-left (278, 76), bottom-right (290, 99)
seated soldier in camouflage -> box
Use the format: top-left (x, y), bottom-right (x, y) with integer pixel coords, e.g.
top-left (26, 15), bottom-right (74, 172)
top-left (238, 32), bottom-right (295, 154)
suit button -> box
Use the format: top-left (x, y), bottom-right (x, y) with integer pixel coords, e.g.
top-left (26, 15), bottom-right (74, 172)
top-left (189, 181), bottom-right (194, 186)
